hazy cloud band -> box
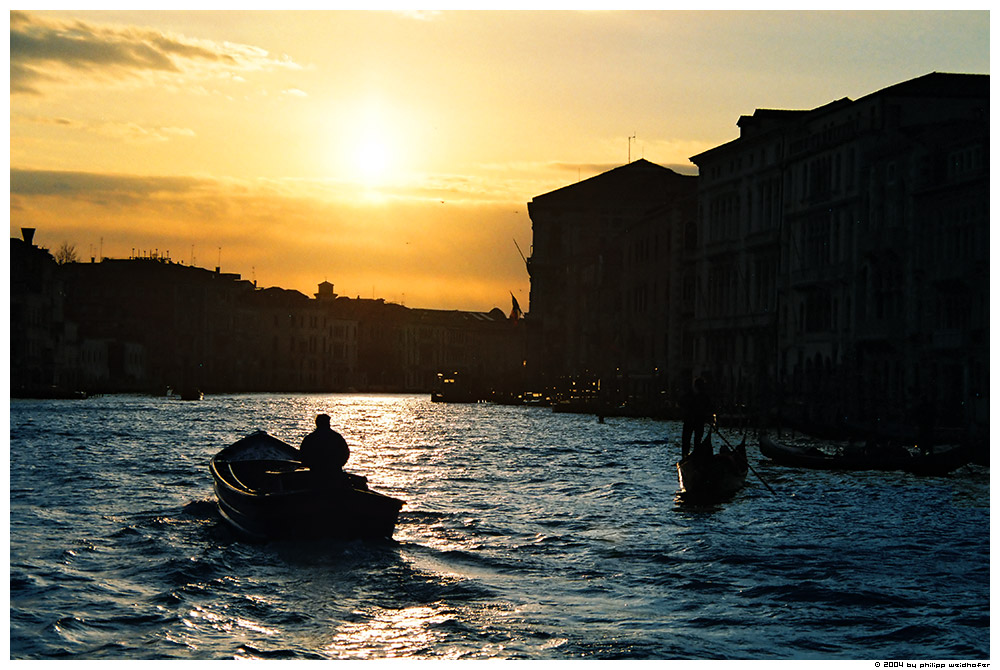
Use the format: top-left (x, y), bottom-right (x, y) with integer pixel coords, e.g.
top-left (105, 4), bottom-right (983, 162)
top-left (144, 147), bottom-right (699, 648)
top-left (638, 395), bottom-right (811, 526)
top-left (10, 10), bottom-right (298, 95)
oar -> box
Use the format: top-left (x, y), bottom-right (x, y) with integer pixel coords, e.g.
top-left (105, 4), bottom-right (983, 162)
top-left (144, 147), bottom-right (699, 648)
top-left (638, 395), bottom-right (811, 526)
top-left (716, 428), bottom-right (777, 496)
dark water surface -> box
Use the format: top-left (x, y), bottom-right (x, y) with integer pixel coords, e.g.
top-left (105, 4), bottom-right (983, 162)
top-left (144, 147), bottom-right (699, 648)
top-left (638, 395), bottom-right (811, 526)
top-left (9, 394), bottom-right (990, 659)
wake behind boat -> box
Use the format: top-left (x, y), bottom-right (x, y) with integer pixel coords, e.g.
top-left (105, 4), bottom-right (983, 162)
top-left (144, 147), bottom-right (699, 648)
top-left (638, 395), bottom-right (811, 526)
top-left (758, 433), bottom-right (970, 475)
top-left (676, 432), bottom-right (748, 503)
top-left (210, 430), bottom-right (404, 541)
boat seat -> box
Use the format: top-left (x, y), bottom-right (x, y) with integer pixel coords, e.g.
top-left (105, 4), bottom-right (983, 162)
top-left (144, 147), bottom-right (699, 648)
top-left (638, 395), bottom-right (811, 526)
top-left (263, 467), bottom-right (315, 492)
top-left (264, 467), bottom-right (311, 476)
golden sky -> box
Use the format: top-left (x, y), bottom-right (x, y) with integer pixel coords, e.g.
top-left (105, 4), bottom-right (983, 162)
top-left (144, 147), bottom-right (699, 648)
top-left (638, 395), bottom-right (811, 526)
top-left (9, 9), bottom-right (989, 312)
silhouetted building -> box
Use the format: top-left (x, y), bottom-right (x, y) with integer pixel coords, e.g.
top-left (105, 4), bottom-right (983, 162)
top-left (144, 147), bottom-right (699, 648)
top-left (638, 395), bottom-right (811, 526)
top-left (61, 256), bottom-right (254, 393)
top-left (689, 71), bottom-right (988, 438)
top-left (14, 241), bottom-right (524, 396)
top-left (402, 306), bottom-right (523, 394)
top-left (11, 228), bottom-right (79, 395)
top-left (526, 159), bottom-right (697, 407)
top-left (525, 72), bottom-right (986, 441)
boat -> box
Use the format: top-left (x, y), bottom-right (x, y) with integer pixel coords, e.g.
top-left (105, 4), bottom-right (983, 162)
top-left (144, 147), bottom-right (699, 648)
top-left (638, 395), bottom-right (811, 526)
top-left (179, 387), bottom-right (203, 401)
top-left (676, 432), bottom-right (748, 502)
top-left (758, 433), bottom-right (970, 475)
top-left (431, 372), bottom-right (483, 403)
top-left (210, 430), bottom-right (404, 541)
top-left (12, 385), bottom-right (87, 399)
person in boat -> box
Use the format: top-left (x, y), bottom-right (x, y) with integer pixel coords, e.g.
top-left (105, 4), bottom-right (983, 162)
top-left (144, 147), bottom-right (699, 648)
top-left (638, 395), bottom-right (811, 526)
top-left (299, 414), bottom-right (350, 479)
top-left (680, 377), bottom-right (714, 459)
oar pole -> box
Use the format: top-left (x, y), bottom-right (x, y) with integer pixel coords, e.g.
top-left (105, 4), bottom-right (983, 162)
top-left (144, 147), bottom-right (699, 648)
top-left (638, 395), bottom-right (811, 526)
top-left (716, 428), bottom-right (778, 496)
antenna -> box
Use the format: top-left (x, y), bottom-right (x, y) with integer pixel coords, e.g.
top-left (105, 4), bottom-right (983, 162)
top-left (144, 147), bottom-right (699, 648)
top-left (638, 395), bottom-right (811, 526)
top-left (628, 133), bottom-right (636, 163)
top-left (513, 238), bottom-right (529, 273)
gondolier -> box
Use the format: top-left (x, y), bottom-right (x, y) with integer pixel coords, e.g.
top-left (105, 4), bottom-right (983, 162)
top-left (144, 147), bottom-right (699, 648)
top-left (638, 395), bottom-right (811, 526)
top-left (680, 377), bottom-right (714, 458)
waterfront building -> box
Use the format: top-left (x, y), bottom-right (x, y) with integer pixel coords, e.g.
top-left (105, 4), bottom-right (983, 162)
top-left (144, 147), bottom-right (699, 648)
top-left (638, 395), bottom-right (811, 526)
top-left (61, 255), bottom-right (254, 393)
top-left (13, 235), bottom-right (523, 396)
top-left (11, 229), bottom-right (76, 395)
top-left (690, 72), bottom-right (988, 437)
top-left (526, 159), bottom-right (697, 407)
top-left (687, 108), bottom-right (786, 418)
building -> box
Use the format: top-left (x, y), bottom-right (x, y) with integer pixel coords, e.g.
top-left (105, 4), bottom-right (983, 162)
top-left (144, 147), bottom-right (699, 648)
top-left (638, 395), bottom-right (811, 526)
top-left (689, 72), bottom-right (988, 437)
top-left (61, 255), bottom-right (255, 393)
top-left (526, 159), bottom-right (697, 407)
top-left (13, 238), bottom-right (525, 396)
top-left (11, 229), bottom-right (76, 395)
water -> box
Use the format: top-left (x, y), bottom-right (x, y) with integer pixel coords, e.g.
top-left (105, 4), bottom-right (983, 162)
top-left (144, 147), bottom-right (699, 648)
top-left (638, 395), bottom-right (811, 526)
top-left (9, 394), bottom-right (990, 660)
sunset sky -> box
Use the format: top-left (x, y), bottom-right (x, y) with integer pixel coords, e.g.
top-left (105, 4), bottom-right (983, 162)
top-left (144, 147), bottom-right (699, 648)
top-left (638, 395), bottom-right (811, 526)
top-left (9, 9), bottom-right (989, 312)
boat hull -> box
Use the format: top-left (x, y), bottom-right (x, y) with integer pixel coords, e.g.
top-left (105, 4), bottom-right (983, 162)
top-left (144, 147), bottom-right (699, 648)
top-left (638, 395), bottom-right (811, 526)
top-left (211, 431), bottom-right (404, 541)
top-left (758, 434), bottom-right (969, 475)
top-left (676, 441), bottom-right (748, 502)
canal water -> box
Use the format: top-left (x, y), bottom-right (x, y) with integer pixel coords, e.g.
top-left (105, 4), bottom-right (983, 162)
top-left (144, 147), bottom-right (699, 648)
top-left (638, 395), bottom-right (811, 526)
top-left (9, 393), bottom-right (990, 659)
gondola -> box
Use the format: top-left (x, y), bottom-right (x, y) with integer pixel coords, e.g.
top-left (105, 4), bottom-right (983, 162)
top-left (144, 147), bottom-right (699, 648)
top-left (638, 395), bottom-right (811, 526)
top-left (210, 430), bottom-right (404, 541)
top-left (676, 432), bottom-right (748, 502)
top-left (758, 433), bottom-right (970, 475)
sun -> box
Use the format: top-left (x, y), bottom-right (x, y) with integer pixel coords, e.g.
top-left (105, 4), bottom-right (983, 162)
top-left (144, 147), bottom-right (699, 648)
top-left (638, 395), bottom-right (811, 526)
top-left (324, 98), bottom-right (412, 189)
top-left (355, 135), bottom-right (391, 183)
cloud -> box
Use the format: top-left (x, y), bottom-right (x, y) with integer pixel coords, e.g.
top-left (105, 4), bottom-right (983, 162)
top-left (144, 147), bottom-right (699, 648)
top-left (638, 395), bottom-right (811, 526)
top-left (18, 114), bottom-right (197, 143)
top-left (10, 10), bottom-right (300, 95)
top-left (10, 168), bottom-right (207, 206)
top-left (9, 167), bottom-right (532, 312)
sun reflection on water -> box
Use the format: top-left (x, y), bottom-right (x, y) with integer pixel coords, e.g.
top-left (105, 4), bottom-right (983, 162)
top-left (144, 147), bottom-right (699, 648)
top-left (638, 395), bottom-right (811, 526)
top-left (184, 604), bottom-right (280, 638)
top-left (326, 605), bottom-right (461, 659)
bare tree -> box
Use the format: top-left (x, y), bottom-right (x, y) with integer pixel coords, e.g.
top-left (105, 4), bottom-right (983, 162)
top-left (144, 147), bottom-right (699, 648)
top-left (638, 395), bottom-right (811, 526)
top-left (55, 242), bottom-right (79, 265)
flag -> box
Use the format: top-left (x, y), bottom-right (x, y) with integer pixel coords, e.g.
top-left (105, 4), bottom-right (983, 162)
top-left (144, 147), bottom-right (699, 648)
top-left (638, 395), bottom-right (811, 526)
top-left (509, 293), bottom-right (524, 323)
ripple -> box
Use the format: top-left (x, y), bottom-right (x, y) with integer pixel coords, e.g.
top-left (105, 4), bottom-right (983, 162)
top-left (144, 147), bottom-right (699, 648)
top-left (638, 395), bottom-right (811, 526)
top-left (9, 394), bottom-right (991, 660)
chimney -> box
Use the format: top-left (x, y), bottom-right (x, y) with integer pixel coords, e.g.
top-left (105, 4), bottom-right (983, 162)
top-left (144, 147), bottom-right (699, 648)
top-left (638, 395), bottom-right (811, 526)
top-left (21, 228), bottom-right (35, 245)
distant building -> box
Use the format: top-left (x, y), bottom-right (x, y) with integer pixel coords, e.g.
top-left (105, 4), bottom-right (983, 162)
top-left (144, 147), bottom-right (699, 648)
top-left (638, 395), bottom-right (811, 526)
top-left (689, 71), bottom-right (988, 437)
top-left (526, 159), bottom-right (697, 406)
top-left (13, 242), bottom-right (524, 396)
top-left (11, 229), bottom-right (73, 394)
top-left (61, 256), bottom-right (254, 393)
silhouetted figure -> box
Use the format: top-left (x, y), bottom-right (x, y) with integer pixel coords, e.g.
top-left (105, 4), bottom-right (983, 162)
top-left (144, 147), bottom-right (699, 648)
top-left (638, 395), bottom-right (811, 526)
top-left (681, 377), bottom-right (714, 459)
top-left (300, 414), bottom-right (350, 479)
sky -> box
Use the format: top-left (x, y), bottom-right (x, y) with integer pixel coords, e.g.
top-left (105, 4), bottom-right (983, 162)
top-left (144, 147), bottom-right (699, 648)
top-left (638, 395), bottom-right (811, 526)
top-left (9, 9), bottom-right (990, 312)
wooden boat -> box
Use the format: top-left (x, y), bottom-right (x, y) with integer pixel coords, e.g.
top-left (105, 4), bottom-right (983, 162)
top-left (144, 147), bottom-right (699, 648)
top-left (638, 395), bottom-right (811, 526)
top-left (179, 387), bottom-right (203, 401)
top-left (676, 433), bottom-right (748, 502)
top-left (758, 433), bottom-right (970, 475)
top-left (210, 430), bottom-right (404, 541)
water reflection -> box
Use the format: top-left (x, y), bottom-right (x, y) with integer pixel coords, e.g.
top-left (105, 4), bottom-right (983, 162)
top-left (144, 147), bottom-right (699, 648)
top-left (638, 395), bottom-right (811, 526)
top-left (10, 394), bottom-right (989, 659)
top-left (328, 604), bottom-right (458, 659)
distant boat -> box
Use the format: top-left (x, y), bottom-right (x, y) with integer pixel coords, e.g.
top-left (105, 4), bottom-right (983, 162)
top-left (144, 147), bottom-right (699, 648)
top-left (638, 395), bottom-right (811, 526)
top-left (12, 386), bottom-right (87, 400)
top-left (210, 430), bottom-right (404, 541)
top-left (179, 387), bottom-right (203, 401)
top-left (759, 433), bottom-right (969, 476)
top-left (676, 432), bottom-right (748, 502)
top-left (431, 372), bottom-right (481, 403)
